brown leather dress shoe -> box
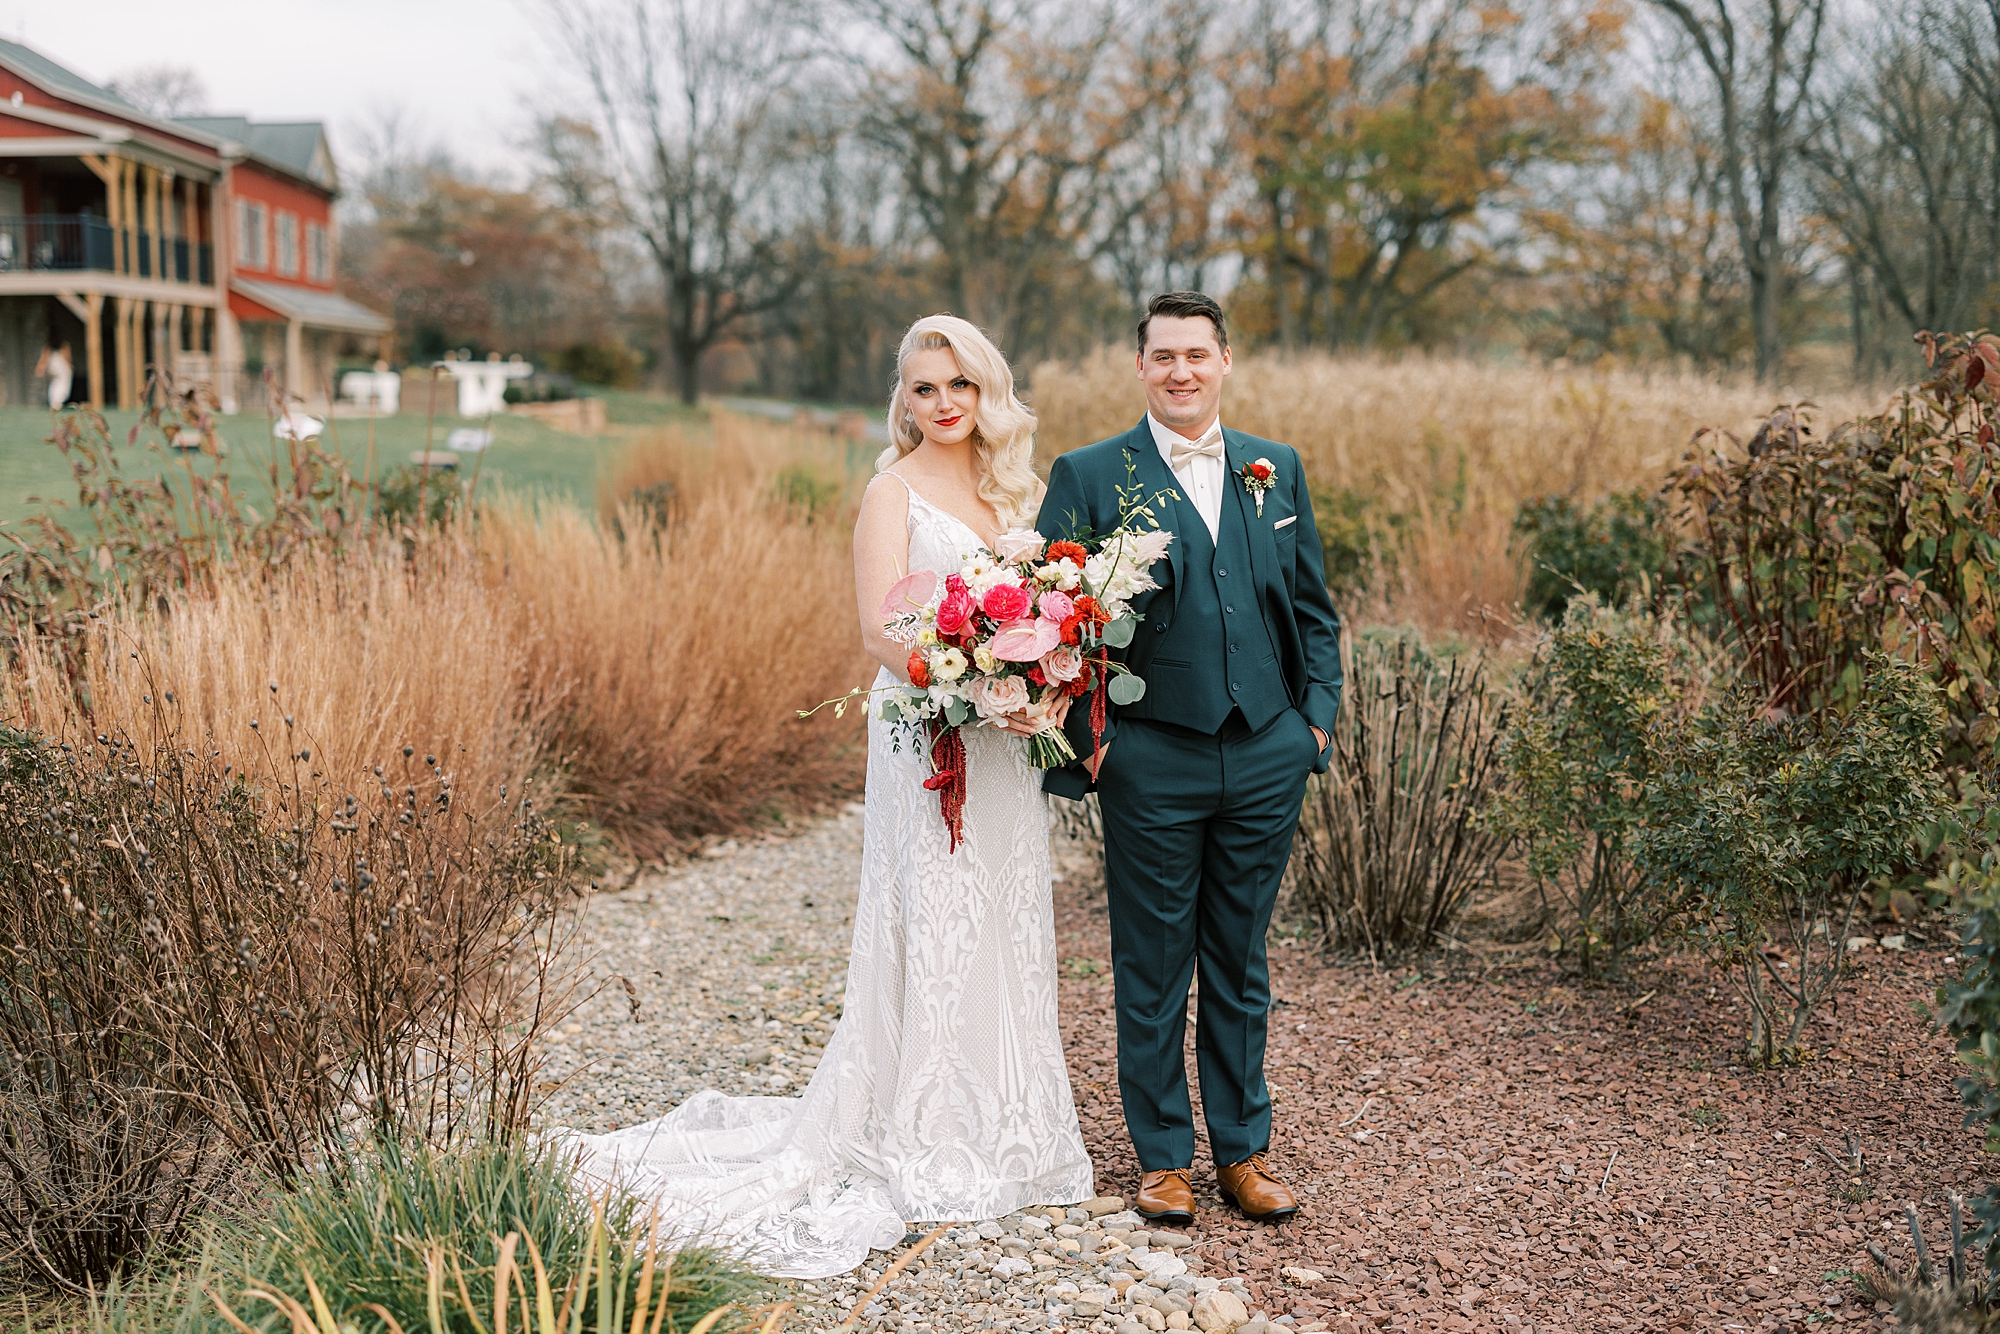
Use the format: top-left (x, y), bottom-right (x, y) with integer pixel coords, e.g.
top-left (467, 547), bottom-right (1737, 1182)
top-left (1217, 1152), bottom-right (1299, 1221)
top-left (1135, 1168), bottom-right (1195, 1223)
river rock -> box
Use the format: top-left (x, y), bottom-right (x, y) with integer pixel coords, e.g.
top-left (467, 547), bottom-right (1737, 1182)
top-left (1192, 1289), bottom-right (1250, 1333)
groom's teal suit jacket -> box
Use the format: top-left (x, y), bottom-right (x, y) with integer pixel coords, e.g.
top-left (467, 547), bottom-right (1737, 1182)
top-left (1038, 420), bottom-right (1343, 799)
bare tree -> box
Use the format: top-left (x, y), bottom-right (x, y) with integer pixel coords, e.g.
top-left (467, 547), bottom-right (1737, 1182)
top-left (1522, 92), bottom-right (1750, 366)
top-left (848, 0), bottom-right (1132, 356)
top-left (1094, 0), bottom-right (1236, 315)
top-left (1804, 0), bottom-right (2000, 376)
top-left (1643, 0), bottom-right (1830, 382)
top-left (548, 0), bottom-right (820, 402)
top-left (106, 65), bottom-right (209, 119)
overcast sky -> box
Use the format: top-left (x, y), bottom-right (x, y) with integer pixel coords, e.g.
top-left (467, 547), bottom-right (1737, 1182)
top-left (6, 0), bottom-right (550, 176)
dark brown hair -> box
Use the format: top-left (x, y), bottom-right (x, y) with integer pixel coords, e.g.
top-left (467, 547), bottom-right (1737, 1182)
top-left (1138, 291), bottom-right (1229, 353)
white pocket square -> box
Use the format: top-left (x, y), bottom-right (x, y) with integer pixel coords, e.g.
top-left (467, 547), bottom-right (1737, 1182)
top-left (1273, 515), bottom-right (1298, 529)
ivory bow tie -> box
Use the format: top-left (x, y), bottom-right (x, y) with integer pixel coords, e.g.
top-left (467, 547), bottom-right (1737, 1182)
top-left (1169, 427), bottom-right (1225, 469)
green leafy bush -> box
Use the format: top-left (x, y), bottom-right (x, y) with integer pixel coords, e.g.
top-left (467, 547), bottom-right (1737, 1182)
top-left (1638, 652), bottom-right (1947, 1066)
top-left (771, 464), bottom-right (842, 522)
top-left (1512, 489), bottom-right (1667, 621)
top-left (1932, 791), bottom-right (2000, 1259)
top-left (1482, 599), bottom-right (1678, 976)
top-left (374, 463), bottom-right (466, 529)
top-left (1308, 484), bottom-right (1405, 599)
top-left (555, 340), bottom-right (646, 389)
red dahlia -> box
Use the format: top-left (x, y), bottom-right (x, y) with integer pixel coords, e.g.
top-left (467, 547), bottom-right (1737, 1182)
top-left (1046, 540), bottom-right (1088, 565)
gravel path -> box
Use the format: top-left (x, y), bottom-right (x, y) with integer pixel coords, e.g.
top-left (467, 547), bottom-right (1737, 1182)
top-left (530, 805), bottom-right (1268, 1334)
top-left (533, 806), bottom-right (1981, 1334)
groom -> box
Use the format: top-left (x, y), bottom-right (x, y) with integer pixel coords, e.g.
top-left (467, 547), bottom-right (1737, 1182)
top-left (1038, 292), bottom-right (1342, 1224)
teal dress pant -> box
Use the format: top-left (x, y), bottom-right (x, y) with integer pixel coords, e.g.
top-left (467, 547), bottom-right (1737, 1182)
top-left (1094, 705), bottom-right (1319, 1170)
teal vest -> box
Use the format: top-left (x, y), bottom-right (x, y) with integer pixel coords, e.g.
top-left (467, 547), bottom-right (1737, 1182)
top-left (1121, 489), bottom-right (1286, 735)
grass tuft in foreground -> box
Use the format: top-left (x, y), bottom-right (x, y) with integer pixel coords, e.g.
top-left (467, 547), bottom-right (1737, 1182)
top-left (79, 1139), bottom-right (771, 1334)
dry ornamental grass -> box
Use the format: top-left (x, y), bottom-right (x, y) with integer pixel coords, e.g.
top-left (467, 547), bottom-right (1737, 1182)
top-left (1030, 350), bottom-right (1881, 634)
top-left (1, 413), bottom-right (872, 860)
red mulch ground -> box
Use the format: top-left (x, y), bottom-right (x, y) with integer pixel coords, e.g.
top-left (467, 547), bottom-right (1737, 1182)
top-left (1051, 874), bottom-right (1987, 1334)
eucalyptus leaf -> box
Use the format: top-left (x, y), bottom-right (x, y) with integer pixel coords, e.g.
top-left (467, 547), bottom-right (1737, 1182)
top-left (881, 699), bottom-right (902, 723)
top-left (1101, 618), bottom-right (1137, 648)
top-left (1107, 673), bottom-right (1147, 705)
top-left (944, 697), bottom-right (970, 727)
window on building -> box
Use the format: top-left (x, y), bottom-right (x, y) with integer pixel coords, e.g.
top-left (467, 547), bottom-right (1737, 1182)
top-left (306, 221), bottom-right (330, 282)
top-left (275, 211), bottom-right (299, 276)
top-left (235, 199), bottom-right (267, 270)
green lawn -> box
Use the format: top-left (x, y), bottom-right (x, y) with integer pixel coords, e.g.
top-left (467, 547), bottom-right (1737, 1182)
top-left (0, 389), bottom-right (703, 528)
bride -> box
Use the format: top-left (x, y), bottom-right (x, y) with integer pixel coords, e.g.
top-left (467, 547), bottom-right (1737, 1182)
top-left (561, 315), bottom-right (1095, 1278)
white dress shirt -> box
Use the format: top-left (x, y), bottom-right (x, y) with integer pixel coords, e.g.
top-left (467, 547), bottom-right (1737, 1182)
top-left (1148, 413), bottom-right (1225, 543)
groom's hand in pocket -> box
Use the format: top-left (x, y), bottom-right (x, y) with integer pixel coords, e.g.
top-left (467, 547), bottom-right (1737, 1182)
top-left (1312, 726), bottom-right (1328, 753)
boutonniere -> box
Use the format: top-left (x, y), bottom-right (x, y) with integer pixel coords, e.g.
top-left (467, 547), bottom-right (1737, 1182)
top-left (1238, 458), bottom-right (1277, 516)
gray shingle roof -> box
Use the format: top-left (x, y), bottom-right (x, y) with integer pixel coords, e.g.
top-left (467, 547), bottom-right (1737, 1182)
top-left (233, 278), bottom-right (392, 335)
top-left (176, 116), bottom-right (336, 191)
top-left (0, 37), bottom-right (138, 111)
top-left (0, 38), bottom-right (339, 193)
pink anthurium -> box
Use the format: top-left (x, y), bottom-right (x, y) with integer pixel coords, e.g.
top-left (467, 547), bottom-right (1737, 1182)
top-left (989, 616), bottom-right (1064, 661)
top-left (879, 569), bottom-right (939, 619)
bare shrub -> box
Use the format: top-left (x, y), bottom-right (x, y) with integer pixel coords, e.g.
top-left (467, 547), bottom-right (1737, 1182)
top-left (0, 387), bottom-right (369, 672)
top-left (0, 700), bottom-right (580, 1291)
top-left (1289, 631), bottom-right (1511, 956)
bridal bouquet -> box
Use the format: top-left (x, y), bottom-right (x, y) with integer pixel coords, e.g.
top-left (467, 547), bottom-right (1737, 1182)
top-left (830, 506), bottom-right (1174, 847)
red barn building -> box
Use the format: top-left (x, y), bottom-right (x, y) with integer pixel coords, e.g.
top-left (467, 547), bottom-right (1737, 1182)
top-left (0, 38), bottom-right (388, 412)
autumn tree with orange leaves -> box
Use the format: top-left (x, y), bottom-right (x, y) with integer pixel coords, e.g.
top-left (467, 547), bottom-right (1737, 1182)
top-left (1225, 0), bottom-right (1626, 352)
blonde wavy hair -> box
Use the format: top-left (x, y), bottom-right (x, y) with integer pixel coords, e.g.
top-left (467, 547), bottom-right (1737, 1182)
top-left (878, 314), bottom-right (1044, 530)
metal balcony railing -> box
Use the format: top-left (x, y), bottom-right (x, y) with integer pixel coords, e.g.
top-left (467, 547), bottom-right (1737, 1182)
top-left (0, 214), bottom-right (211, 282)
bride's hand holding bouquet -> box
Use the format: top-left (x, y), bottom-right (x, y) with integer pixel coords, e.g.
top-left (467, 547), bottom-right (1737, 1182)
top-left (810, 508), bottom-right (1173, 845)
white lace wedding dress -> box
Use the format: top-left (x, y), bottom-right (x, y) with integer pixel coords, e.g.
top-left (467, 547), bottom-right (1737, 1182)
top-left (559, 478), bottom-right (1094, 1278)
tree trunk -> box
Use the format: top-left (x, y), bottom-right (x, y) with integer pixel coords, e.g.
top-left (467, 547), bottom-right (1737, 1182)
top-left (1848, 261), bottom-right (1867, 379)
top-left (1272, 194), bottom-right (1294, 353)
top-left (1750, 268), bottom-right (1780, 381)
top-left (673, 341), bottom-right (700, 405)
top-left (1752, 181), bottom-right (1784, 381)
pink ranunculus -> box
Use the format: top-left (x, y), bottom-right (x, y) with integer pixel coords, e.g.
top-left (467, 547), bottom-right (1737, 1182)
top-left (969, 672), bottom-right (1031, 721)
top-left (981, 582), bottom-right (1032, 622)
top-left (936, 584), bottom-right (976, 635)
top-left (1038, 589), bottom-right (1076, 622)
top-left (878, 569), bottom-right (939, 620)
top-left (1040, 645), bottom-right (1085, 683)
top-left (990, 615), bottom-right (1064, 662)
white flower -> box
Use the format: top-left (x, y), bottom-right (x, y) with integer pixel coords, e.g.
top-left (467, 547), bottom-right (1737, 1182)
top-left (1082, 553), bottom-right (1111, 594)
top-left (1037, 558), bottom-right (1082, 592)
top-left (974, 645), bottom-right (1000, 673)
top-left (993, 529), bottom-right (1046, 562)
top-left (960, 555), bottom-right (1011, 598)
top-left (933, 647), bottom-right (969, 682)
